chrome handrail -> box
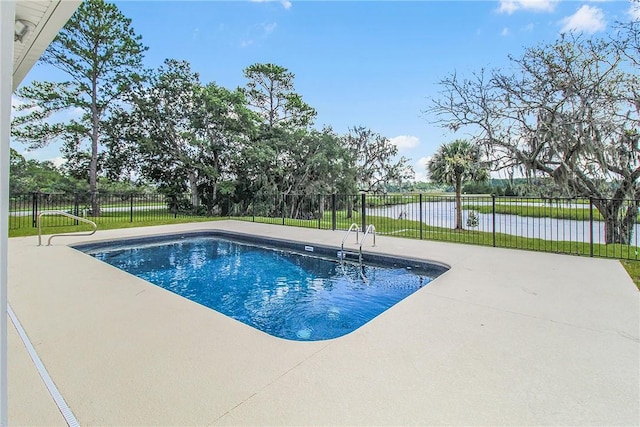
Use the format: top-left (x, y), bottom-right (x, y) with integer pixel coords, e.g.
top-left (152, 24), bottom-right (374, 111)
top-left (341, 223), bottom-right (360, 255)
top-left (358, 224), bottom-right (376, 262)
top-left (37, 210), bottom-right (97, 246)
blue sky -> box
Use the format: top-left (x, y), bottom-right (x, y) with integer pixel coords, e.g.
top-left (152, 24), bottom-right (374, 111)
top-left (13, 0), bottom-right (640, 180)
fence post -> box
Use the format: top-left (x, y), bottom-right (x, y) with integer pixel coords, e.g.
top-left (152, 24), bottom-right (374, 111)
top-left (282, 194), bottom-right (286, 225)
top-left (73, 193), bottom-right (79, 225)
top-left (589, 197), bottom-right (594, 257)
top-left (419, 193), bottom-right (423, 240)
top-left (31, 192), bottom-right (38, 228)
top-left (129, 194), bottom-right (134, 222)
top-left (361, 193), bottom-right (366, 231)
top-left (331, 194), bottom-right (337, 231)
top-left (492, 194), bottom-right (496, 247)
top-left (317, 194), bottom-right (321, 229)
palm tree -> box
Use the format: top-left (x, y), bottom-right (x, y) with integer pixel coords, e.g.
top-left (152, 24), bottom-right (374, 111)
top-left (428, 140), bottom-right (489, 230)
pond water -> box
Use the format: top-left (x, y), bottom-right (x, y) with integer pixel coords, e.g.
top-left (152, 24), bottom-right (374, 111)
top-left (368, 201), bottom-right (640, 246)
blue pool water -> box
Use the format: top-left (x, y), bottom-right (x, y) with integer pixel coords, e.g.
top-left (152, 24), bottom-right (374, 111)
top-left (87, 236), bottom-right (444, 341)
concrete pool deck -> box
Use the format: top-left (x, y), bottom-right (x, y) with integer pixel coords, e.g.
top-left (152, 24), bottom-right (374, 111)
top-left (6, 220), bottom-right (640, 425)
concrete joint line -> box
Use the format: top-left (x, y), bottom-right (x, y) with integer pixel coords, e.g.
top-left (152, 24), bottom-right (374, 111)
top-left (8, 305), bottom-right (80, 427)
top-left (209, 341), bottom-right (334, 425)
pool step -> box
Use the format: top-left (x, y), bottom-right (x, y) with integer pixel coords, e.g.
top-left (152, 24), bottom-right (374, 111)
top-left (337, 250), bottom-right (361, 261)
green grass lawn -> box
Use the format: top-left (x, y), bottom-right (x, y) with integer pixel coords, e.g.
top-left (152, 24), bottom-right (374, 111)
top-left (620, 261), bottom-right (640, 290)
top-left (9, 214), bottom-right (221, 238)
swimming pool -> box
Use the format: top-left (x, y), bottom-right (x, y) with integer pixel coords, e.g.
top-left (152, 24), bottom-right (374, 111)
top-left (77, 232), bottom-right (448, 341)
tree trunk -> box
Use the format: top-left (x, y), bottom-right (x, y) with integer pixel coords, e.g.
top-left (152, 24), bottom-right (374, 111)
top-left (211, 181), bottom-right (218, 215)
top-left (346, 197), bottom-right (353, 219)
top-left (188, 172), bottom-right (199, 207)
top-left (212, 152), bottom-right (219, 214)
top-left (89, 140), bottom-right (99, 215)
top-left (620, 200), bottom-right (639, 244)
top-left (595, 198), bottom-right (638, 245)
top-left (455, 175), bottom-right (463, 230)
top-left (289, 195), bottom-right (297, 219)
top-left (90, 82), bottom-right (100, 216)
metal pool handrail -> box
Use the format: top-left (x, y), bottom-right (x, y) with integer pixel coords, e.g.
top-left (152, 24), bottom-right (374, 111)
top-left (341, 223), bottom-right (360, 254)
top-left (359, 224), bottom-right (376, 258)
top-left (37, 210), bottom-right (97, 246)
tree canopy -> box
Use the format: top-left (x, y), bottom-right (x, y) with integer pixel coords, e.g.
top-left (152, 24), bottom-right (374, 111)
top-left (428, 139), bottom-right (488, 229)
top-left (343, 126), bottom-right (414, 193)
top-left (428, 21), bottom-right (640, 243)
top-left (243, 63), bottom-right (316, 129)
top-left (96, 58), bottom-right (410, 216)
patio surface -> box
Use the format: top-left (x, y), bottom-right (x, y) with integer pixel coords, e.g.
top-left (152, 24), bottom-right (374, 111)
top-left (7, 220), bottom-right (640, 425)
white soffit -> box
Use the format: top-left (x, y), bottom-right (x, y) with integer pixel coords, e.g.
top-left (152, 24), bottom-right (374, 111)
top-left (13, 0), bottom-right (81, 91)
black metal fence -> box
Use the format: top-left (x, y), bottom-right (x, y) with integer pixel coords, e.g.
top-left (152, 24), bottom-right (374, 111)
top-left (9, 191), bottom-right (640, 261)
top-left (9, 192), bottom-right (179, 230)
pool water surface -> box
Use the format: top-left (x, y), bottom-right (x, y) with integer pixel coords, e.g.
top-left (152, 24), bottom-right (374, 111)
top-left (85, 235), bottom-right (445, 341)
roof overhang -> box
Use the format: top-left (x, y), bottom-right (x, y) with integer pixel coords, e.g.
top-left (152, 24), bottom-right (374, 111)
top-left (13, 0), bottom-right (81, 91)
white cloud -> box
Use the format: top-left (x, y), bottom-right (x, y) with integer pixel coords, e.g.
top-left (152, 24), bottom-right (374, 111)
top-left (498, 0), bottom-right (557, 14)
top-left (249, 0), bottom-right (292, 9)
top-left (11, 94), bottom-right (41, 119)
top-left (49, 156), bottom-right (66, 168)
top-left (498, 1), bottom-right (518, 14)
top-left (414, 156), bottom-right (431, 181)
top-left (629, 2), bottom-right (640, 20)
top-left (239, 21), bottom-right (277, 48)
top-left (12, 94), bottom-right (85, 119)
top-left (501, 27), bottom-right (510, 36)
top-left (390, 135), bottom-right (419, 150)
top-left (11, 94), bottom-right (37, 113)
top-left (560, 5), bottom-right (606, 34)
top-left (241, 21), bottom-right (278, 47)
top-left (522, 23), bottom-right (535, 32)
top-left (69, 107), bottom-right (83, 118)
top-left (262, 22), bottom-right (277, 35)
top-left (19, 149), bottom-right (62, 164)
